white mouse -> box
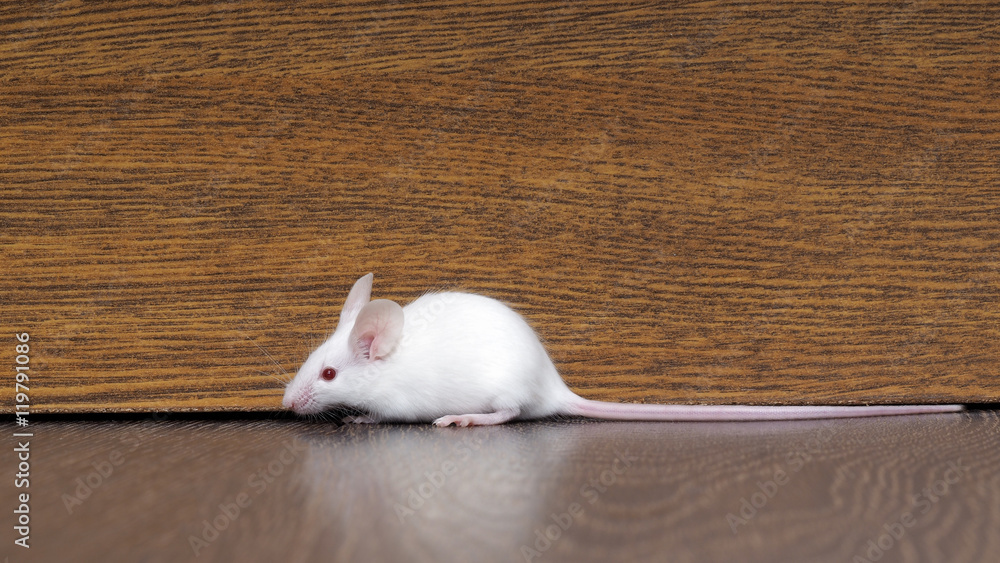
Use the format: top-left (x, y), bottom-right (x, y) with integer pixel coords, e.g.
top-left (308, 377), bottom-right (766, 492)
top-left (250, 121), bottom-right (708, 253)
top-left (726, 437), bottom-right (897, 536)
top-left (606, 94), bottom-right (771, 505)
top-left (281, 273), bottom-right (964, 426)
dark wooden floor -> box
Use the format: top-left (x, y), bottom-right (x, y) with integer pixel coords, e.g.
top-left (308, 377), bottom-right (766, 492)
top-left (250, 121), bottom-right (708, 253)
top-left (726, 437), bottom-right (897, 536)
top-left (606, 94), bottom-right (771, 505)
top-left (3, 411), bottom-right (998, 562)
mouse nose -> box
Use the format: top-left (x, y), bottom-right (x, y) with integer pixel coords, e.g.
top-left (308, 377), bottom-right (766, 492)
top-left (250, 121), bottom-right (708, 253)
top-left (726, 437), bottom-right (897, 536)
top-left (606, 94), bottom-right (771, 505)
top-left (282, 387), bottom-right (313, 413)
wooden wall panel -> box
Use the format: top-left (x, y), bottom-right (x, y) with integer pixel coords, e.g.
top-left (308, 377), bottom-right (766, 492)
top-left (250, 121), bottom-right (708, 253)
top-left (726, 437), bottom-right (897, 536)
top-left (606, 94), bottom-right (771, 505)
top-left (1, 1), bottom-right (998, 412)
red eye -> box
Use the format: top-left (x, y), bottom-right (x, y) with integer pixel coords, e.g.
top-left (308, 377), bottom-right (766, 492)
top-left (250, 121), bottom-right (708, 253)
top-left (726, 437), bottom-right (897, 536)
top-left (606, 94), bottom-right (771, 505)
top-left (321, 367), bottom-right (337, 381)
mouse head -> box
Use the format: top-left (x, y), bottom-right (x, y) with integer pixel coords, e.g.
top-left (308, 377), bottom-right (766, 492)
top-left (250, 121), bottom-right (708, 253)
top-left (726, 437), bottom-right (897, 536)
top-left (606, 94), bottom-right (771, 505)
top-left (282, 273), bottom-right (404, 415)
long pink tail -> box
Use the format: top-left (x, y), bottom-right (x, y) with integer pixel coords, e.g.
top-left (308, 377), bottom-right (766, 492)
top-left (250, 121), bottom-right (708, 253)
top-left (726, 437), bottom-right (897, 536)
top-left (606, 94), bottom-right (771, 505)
top-left (566, 398), bottom-right (964, 422)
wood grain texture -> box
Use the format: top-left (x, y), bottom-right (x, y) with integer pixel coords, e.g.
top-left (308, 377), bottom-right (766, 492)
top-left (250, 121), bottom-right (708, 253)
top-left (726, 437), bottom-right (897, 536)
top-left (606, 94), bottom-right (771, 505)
top-left (4, 412), bottom-right (997, 562)
top-left (1, 1), bottom-right (998, 412)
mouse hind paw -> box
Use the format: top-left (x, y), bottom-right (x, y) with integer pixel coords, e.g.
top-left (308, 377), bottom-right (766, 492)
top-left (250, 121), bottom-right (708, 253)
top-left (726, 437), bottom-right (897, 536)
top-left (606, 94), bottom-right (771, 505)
top-left (433, 407), bottom-right (520, 427)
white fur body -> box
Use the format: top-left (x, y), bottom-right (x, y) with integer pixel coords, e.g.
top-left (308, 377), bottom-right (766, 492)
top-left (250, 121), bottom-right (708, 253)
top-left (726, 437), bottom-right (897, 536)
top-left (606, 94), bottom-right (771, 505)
top-left (282, 274), bottom-right (963, 426)
top-left (282, 279), bottom-right (576, 424)
top-left (343, 292), bottom-right (573, 422)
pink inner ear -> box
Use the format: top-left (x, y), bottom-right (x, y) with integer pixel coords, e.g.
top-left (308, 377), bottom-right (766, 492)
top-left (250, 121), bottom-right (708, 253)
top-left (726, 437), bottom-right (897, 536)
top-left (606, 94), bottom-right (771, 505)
top-left (356, 333), bottom-right (375, 359)
top-left (349, 299), bottom-right (404, 361)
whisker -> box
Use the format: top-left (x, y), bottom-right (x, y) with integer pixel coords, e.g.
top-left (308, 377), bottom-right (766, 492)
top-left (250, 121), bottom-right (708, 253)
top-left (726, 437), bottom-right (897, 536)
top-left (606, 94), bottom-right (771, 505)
top-left (256, 370), bottom-right (290, 387)
top-left (244, 334), bottom-right (290, 376)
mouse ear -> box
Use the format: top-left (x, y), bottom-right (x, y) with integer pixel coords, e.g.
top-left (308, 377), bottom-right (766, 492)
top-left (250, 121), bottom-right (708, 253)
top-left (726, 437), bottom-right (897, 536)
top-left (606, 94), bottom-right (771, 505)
top-left (340, 273), bottom-right (374, 326)
top-left (349, 299), bottom-right (404, 361)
